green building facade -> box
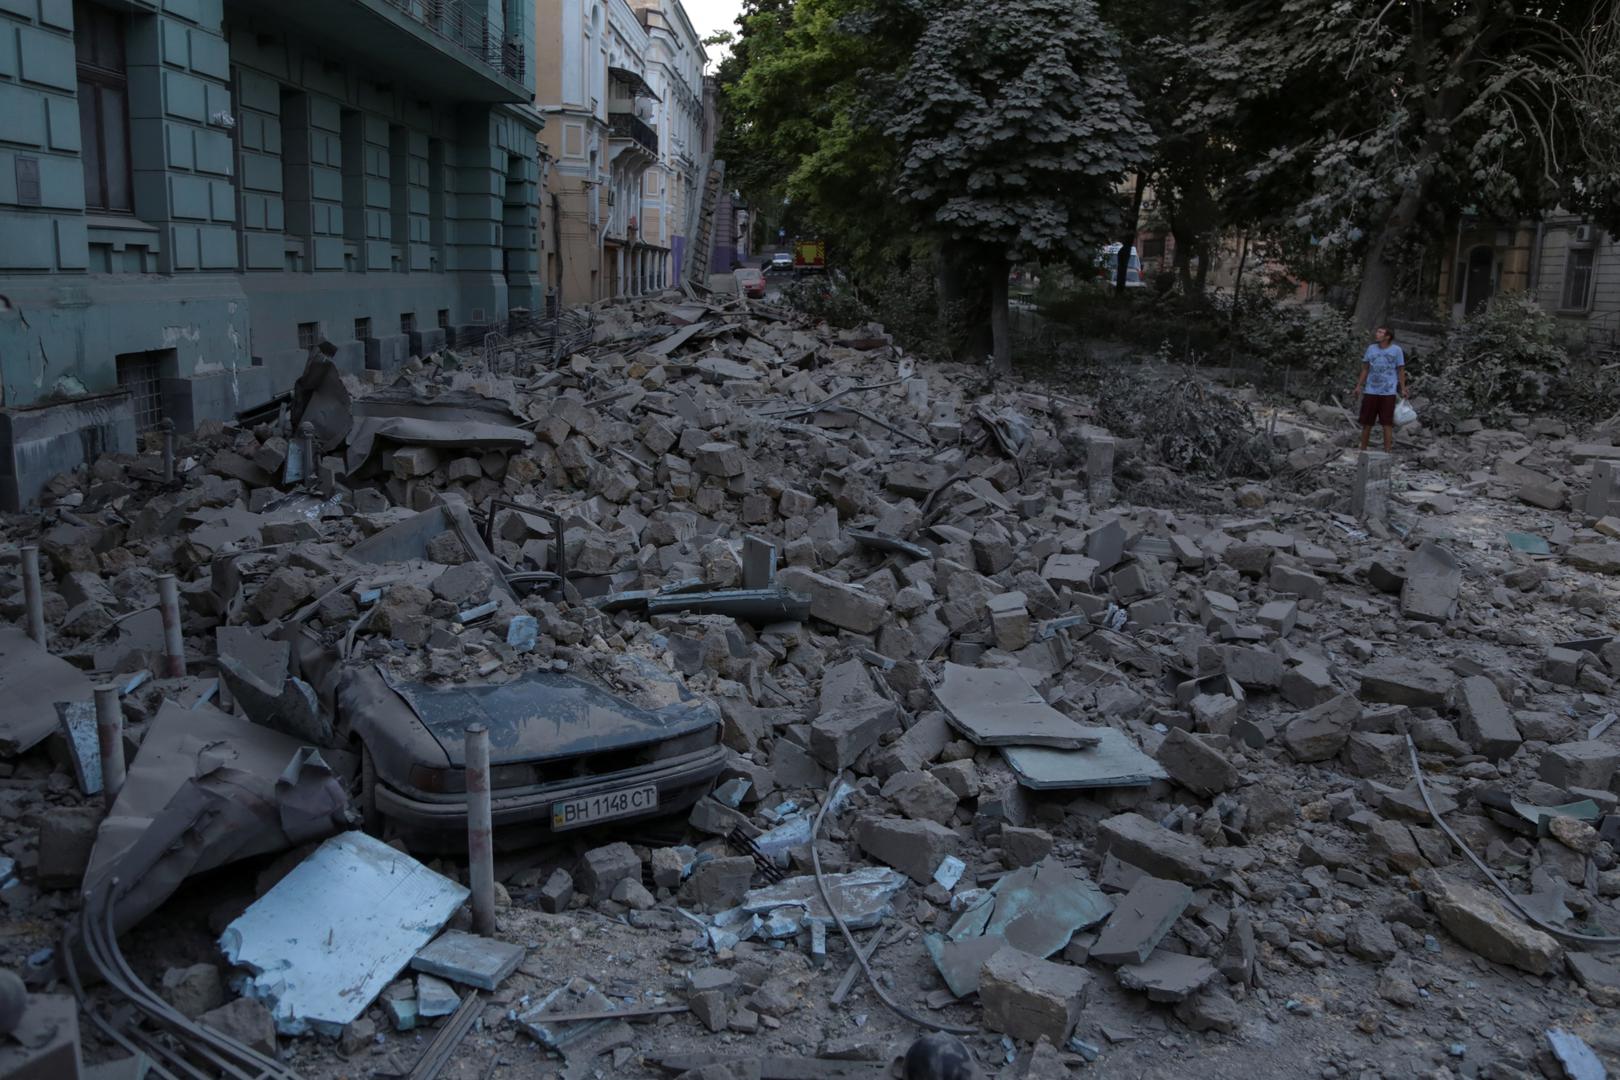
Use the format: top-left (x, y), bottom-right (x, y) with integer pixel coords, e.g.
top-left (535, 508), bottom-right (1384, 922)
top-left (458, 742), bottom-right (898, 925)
top-left (0, 0), bottom-right (543, 508)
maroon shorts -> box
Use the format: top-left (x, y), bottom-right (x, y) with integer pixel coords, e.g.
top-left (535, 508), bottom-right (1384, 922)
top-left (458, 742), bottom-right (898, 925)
top-left (1359, 394), bottom-right (1397, 426)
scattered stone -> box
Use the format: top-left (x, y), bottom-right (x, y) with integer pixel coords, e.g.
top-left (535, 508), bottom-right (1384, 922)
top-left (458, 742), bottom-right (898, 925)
top-left (159, 964), bottom-right (225, 1019)
top-left (1282, 694), bottom-right (1358, 763)
top-left (678, 856), bottom-right (755, 913)
top-left (579, 843), bottom-right (641, 902)
top-left (855, 816), bottom-right (961, 885)
top-left (1400, 542), bottom-right (1461, 623)
top-left (1115, 951), bottom-right (1218, 1002)
top-left (1455, 676), bottom-right (1522, 761)
top-left (1174, 985), bottom-right (1243, 1033)
top-left (978, 946), bottom-right (1092, 1045)
top-left (1155, 727), bottom-right (1238, 796)
top-left (880, 770), bottom-right (959, 824)
top-left (1538, 741), bottom-right (1620, 790)
top-left (1417, 870), bottom-right (1562, 975)
top-left (1090, 876), bottom-right (1194, 965)
top-left (1358, 657), bottom-right (1453, 707)
top-left (1001, 825), bottom-right (1055, 869)
top-left (1345, 916), bottom-right (1399, 962)
top-left (199, 997), bottom-right (277, 1056)
top-left (538, 868), bottom-right (573, 913)
top-left (777, 567), bottom-right (887, 632)
top-left (1095, 813), bottom-right (1212, 885)
top-left (36, 807), bottom-right (101, 889)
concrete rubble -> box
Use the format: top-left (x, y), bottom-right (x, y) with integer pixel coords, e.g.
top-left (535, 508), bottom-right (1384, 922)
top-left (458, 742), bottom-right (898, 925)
top-left (0, 290), bottom-right (1618, 1078)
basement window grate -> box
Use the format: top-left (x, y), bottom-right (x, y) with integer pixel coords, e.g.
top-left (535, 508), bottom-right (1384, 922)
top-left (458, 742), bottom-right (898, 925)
top-left (354, 317), bottom-right (371, 341)
top-left (116, 353), bottom-right (165, 434)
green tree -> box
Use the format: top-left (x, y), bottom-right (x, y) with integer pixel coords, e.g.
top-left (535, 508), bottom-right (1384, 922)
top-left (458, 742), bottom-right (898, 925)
top-left (716, 0), bottom-right (922, 276)
top-left (886, 0), bottom-right (1154, 371)
top-left (1178, 0), bottom-right (1620, 331)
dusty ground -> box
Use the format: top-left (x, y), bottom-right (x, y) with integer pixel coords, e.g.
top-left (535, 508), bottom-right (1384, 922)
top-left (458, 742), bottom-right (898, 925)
top-left (2, 301), bottom-right (1619, 1080)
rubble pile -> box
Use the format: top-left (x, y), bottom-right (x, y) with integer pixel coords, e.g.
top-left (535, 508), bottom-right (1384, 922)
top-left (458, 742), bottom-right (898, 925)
top-left (1, 289), bottom-right (1620, 1079)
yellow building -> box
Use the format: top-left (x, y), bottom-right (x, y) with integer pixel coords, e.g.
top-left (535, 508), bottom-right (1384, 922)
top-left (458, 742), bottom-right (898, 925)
top-left (534, 0), bottom-right (706, 305)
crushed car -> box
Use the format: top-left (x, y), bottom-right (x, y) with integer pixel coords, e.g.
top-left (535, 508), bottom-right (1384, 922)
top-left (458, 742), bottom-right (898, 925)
top-left (338, 654), bottom-right (726, 845)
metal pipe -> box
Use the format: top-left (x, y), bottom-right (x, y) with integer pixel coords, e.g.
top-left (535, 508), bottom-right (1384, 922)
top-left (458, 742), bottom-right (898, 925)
top-left (20, 545), bottom-right (45, 647)
top-left (299, 422), bottom-right (316, 487)
top-left (159, 418), bottom-right (175, 484)
top-left (465, 723), bottom-right (496, 936)
top-left (94, 685), bottom-right (126, 808)
top-left (156, 574), bottom-right (186, 678)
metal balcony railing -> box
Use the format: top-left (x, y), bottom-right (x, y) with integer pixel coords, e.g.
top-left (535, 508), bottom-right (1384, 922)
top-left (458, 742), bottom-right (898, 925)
top-left (608, 112), bottom-right (657, 156)
top-left (375, 0), bottom-right (525, 83)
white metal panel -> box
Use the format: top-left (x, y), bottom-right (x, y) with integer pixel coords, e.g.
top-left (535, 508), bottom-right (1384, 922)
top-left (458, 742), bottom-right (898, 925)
top-left (220, 831), bottom-right (469, 1036)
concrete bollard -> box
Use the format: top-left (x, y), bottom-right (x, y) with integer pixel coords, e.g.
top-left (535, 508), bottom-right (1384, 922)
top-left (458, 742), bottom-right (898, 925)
top-left (1352, 451), bottom-right (1391, 521)
top-left (156, 573), bottom-right (186, 677)
top-left (159, 418), bottom-right (175, 484)
top-left (299, 422), bottom-right (317, 487)
top-left (20, 546), bottom-right (46, 647)
top-left (465, 723), bottom-right (496, 936)
top-left (94, 684), bottom-right (126, 808)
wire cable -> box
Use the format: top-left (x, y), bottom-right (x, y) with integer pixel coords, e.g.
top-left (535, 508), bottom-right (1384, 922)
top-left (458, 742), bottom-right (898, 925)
top-left (1407, 736), bottom-right (1620, 948)
top-left (810, 771), bottom-right (978, 1036)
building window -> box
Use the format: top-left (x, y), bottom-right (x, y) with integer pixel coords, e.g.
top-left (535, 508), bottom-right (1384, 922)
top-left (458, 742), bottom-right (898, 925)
top-left (400, 312), bottom-right (415, 334)
top-left (1563, 247), bottom-right (1596, 311)
top-left (75, 0), bottom-right (132, 212)
top-left (116, 351), bottom-right (166, 433)
top-left (438, 308), bottom-right (450, 329)
top-left (297, 322), bottom-right (319, 349)
top-left (354, 317), bottom-right (371, 340)
top-left (1142, 236), bottom-right (1166, 259)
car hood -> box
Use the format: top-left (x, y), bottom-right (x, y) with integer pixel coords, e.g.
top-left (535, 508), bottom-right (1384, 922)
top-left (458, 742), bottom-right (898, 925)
top-left (339, 658), bottom-right (719, 767)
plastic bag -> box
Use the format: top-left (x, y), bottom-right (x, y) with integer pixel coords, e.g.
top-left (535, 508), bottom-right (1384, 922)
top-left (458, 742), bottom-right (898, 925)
top-left (1394, 398), bottom-right (1418, 426)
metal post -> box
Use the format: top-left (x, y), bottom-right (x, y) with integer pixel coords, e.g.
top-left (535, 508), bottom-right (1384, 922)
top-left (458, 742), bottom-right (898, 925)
top-left (465, 723), bottom-right (496, 936)
top-left (94, 684), bottom-right (125, 808)
top-left (159, 418), bottom-right (175, 484)
top-left (299, 422), bottom-right (317, 488)
top-left (20, 546), bottom-right (45, 647)
top-left (156, 573), bottom-right (186, 678)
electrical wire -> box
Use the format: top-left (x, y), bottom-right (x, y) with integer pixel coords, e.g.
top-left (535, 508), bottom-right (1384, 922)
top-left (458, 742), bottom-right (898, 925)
top-left (810, 771), bottom-right (978, 1037)
top-left (1406, 736), bottom-right (1620, 948)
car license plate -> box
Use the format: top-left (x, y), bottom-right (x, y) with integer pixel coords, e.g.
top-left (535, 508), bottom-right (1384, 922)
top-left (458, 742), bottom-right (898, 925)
top-left (551, 784), bottom-right (658, 831)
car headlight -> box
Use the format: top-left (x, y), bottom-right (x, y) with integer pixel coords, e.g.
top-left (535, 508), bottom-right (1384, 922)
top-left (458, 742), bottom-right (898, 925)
top-left (408, 763), bottom-right (539, 793)
top-left (408, 764), bottom-right (466, 794)
top-left (650, 724), bottom-right (720, 761)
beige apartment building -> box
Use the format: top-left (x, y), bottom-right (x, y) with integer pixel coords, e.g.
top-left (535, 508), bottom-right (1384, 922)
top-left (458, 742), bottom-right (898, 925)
top-left (534, 0), bottom-right (707, 305)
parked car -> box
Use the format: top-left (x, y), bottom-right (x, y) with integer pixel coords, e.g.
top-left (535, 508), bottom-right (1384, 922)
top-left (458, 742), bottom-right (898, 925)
top-left (735, 267), bottom-right (768, 298)
top-left (340, 657), bottom-right (726, 846)
top-left (770, 251), bottom-right (795, 271)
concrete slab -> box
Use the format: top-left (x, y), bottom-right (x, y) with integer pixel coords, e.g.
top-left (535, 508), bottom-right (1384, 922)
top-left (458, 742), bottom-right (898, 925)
top-left (411, 930), bottom-right (524, 991)
top-left (934, 663), bottom-right (1101, 749)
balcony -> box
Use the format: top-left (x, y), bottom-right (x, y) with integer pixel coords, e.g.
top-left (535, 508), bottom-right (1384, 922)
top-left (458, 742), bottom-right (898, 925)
top-left (608, 112), bottom-right (658, 158)
top-left (225, 0), bottom-right (529, 103)
top-left (376, 0), bottom-right (526, 83)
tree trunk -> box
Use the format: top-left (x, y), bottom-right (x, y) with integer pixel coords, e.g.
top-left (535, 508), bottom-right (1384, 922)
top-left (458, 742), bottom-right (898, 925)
top-left (1352, 185), bottom-right (1426, 332)
top-left (1192, 237), bottom-right (1210, 297)
top-left (940, 240), bottom-right (989, 363)
top-left (1116, 173), bottom-right (1149, 295)
top-left (1229, 232), bottom-right (1250, 320)
top-left (989, 257), bottom-right (1012, 374)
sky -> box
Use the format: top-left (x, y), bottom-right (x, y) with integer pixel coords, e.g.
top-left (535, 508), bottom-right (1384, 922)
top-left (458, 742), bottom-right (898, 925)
top-left (680, 0), bottom-right (745, 65)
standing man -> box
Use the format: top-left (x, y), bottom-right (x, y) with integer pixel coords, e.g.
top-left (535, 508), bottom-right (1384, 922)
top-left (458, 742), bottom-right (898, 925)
top-left (1354, 326), bottom-right (1407, 451)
